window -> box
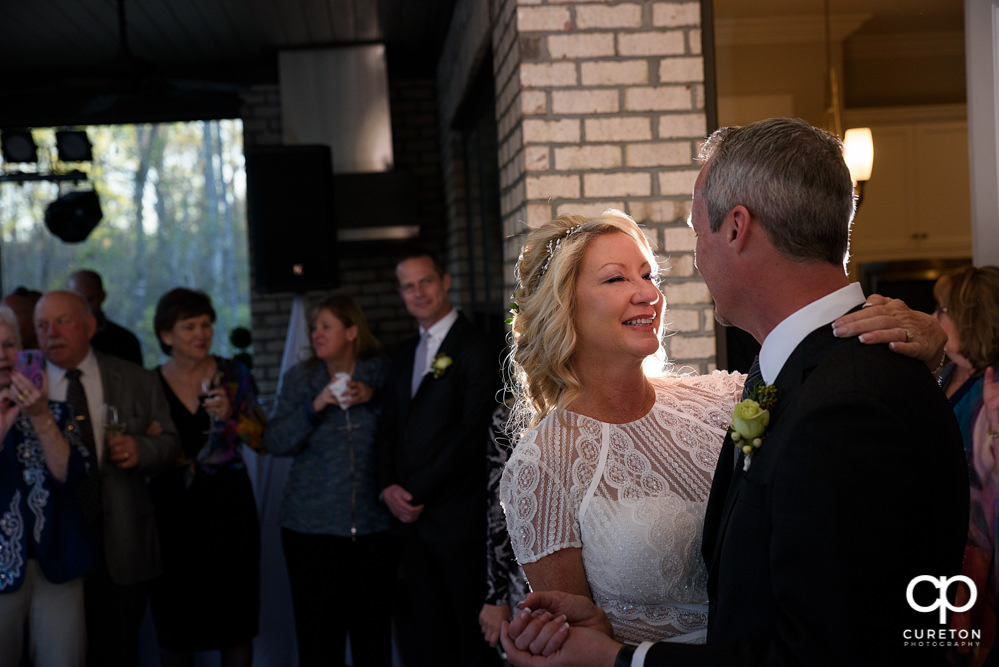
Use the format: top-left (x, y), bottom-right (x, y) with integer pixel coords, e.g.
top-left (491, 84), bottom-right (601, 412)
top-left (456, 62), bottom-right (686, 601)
top-left (0, 120), bottom-right (250, 367)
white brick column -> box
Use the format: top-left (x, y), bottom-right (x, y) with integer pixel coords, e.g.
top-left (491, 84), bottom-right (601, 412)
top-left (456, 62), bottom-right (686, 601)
top-left (492, 0), bottom-right (719, 372)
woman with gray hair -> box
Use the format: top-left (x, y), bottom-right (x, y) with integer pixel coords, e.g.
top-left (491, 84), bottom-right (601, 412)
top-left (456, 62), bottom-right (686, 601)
top-left (0, 304), bottom-right (99, 666)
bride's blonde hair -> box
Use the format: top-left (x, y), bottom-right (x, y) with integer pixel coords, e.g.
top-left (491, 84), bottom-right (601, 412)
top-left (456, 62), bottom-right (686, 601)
top-left (506, 209), bottom-right (665, 432)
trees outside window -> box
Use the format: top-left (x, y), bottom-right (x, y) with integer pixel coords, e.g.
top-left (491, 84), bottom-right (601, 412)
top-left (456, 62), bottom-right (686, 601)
top-left (0, 120), bottom-right (250, 367)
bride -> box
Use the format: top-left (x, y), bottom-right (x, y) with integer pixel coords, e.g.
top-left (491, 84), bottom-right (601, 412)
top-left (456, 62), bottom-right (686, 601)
top-left (500, 210), bottom-right (738, 644)
top-left (500, 209), bottom-right (942, 645)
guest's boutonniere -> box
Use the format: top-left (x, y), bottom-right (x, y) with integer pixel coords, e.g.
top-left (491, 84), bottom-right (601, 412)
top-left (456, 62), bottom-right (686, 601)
top-left (428, 352), bottom-right (453, 379)
top-left (729, 384), bottom-right (778, 471)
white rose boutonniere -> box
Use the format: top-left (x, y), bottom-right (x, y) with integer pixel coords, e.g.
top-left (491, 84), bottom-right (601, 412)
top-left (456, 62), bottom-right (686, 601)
top-left (428, 352), bottom-right (453, 379)
top-left (729, 383), bottom-right (777, 471)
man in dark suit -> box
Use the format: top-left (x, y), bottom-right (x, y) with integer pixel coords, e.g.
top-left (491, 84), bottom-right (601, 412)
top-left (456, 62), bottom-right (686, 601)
top-left (35, 290), bottom-right (180, 667)
top-left (501, 118), bottom-right (969, 666)
top-left (68, 269), bottom-right (144, 366)
top-left (376, 249), bottom-right (501, 666)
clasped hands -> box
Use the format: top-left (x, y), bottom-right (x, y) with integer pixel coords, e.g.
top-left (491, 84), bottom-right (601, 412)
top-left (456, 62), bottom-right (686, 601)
top-left (499, 591), bottom-right (621, 667)
top-left (312, 380), bottom-right (373, 413)
top-left (381, 484), bottom-right (424, 523)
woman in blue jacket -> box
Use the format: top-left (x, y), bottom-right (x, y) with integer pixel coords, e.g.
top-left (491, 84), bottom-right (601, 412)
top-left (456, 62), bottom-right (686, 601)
top-left (264, 295), bottom-right (392, 667)
top-left (0, 304), bottom-right (99, 667)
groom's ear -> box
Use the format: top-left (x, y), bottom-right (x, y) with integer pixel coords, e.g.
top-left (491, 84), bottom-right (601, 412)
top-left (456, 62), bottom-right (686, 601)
top-left (727, 204), bottom-right (753, 253)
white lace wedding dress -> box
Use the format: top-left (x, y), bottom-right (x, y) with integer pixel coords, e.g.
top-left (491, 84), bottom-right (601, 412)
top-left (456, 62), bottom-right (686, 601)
top-left (500, 372), bottom-right (743, 644)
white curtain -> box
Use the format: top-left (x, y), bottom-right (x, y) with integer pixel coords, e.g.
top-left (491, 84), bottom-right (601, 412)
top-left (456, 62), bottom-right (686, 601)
top-left (245, 295), bottom-right (311, 666)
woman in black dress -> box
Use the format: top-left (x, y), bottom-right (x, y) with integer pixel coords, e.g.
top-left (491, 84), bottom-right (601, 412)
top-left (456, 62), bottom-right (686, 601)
top-left (148, 287), bottom-right (267, 667)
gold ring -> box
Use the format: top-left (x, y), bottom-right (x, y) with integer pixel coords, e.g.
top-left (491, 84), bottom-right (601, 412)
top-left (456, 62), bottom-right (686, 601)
top-left (16, 391), bottom-right (28, 402)
top-left (905, 329), bottom-right (914, 342)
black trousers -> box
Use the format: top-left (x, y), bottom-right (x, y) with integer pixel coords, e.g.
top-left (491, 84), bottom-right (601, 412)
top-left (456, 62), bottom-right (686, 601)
top-left (282, 528), bottom-right (396, 667)
top-left (84, 564), bottom-right (149, 667)
top-left (393, 536), bottom-right (501, 667)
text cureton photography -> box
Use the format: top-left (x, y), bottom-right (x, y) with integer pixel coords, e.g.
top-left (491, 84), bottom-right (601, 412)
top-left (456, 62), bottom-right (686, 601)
top-left (904, 575), bottom-right (982, 650)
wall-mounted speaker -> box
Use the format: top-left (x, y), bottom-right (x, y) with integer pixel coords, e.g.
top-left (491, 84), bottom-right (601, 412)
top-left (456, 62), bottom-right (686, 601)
top-left (246, 144), bottom-right (338, 293)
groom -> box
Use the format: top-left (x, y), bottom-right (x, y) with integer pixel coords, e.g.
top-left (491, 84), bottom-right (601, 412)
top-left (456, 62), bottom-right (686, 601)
top-left (501, 118), bottom-right (969, 666)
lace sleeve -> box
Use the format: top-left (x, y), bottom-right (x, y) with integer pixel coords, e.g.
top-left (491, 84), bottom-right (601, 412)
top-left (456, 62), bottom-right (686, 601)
top-left (500, 427), bottom-right (583, 566)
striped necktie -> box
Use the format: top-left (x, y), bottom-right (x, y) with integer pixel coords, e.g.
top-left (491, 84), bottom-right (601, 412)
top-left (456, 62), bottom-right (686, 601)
top-left (742, 355), bottom-right (763, 400)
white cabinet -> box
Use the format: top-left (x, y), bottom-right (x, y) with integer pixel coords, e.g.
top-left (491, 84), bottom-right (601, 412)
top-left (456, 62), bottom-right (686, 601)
top-left (845, 106), bottom-right (971, 266)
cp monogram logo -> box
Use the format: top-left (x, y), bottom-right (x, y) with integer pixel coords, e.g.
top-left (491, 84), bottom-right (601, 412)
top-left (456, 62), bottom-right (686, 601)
top-left (906, 575), bottom-right (977, 624)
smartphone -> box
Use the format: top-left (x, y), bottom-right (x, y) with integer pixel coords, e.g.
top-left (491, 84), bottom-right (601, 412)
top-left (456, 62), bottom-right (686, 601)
top-left (15, 349), bottom-right (45, 389)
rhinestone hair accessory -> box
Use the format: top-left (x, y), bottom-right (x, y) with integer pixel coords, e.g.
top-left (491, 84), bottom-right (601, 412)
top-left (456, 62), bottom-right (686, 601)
top-left (536, 224), bottom-right (583, 284)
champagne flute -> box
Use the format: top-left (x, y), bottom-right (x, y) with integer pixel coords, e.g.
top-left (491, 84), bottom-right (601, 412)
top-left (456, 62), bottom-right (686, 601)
top-left (200, 372), bottom-right (222, 434)
top-left (104, 404), bottom-right (127, 440)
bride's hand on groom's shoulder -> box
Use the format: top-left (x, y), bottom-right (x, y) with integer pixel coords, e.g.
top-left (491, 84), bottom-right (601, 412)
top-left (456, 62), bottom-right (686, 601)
top-left (832, 293), bottom-right (946, 366)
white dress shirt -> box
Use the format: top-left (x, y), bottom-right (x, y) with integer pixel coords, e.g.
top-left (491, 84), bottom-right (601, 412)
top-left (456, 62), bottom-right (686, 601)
top-left (758, 282), bottom-right (866, 384)
top-left (47, 350), bottom-right (107, 463)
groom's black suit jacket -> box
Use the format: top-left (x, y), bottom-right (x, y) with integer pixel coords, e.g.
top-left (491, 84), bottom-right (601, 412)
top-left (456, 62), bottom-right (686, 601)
top-left (646, 317), bottom-right (969, 666)
top-left (375, 312), bottom-right (499, 541)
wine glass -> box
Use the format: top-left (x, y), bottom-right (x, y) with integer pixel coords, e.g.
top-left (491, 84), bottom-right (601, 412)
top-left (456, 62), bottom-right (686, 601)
top-left (103, 404), bottom-right (127, 440)
top-left (200, 373), bottom-right (222, 434)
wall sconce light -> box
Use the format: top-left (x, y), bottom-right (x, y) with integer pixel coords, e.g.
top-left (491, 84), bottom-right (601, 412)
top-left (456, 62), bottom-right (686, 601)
top-left (56, 130), bottom-right (93, 162)
top-left (1, 129), bottom-right (38, 164)
top-left (843, 127), bottom-right (874, 206)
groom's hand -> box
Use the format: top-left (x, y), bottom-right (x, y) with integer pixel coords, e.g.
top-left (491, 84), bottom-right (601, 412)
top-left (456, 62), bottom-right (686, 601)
top-left (381, 484), bottom-right (424, 523)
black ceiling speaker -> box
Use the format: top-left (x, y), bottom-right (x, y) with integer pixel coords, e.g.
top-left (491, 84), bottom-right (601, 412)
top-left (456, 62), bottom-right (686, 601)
top-left (45, 190), bottom-right (102, 242)
top-left (246, 145), bottom-right (337, 293)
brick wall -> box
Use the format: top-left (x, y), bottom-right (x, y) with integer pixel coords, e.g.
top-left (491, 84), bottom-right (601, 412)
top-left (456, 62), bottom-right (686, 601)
top-left (241, 0), bottom-right (719, 396)
top-left (489, 0), bottom-right (718, 373)
top-left (239, 79), bottom-right (447, 397)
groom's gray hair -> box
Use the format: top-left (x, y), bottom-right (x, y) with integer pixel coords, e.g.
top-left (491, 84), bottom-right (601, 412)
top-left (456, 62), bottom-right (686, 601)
top-left (698, 117), bottom-right (855, 266)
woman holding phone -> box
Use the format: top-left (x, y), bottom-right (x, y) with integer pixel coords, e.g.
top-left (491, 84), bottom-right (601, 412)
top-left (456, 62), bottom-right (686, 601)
top-left (0, 304), bottom-right (99, 666)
